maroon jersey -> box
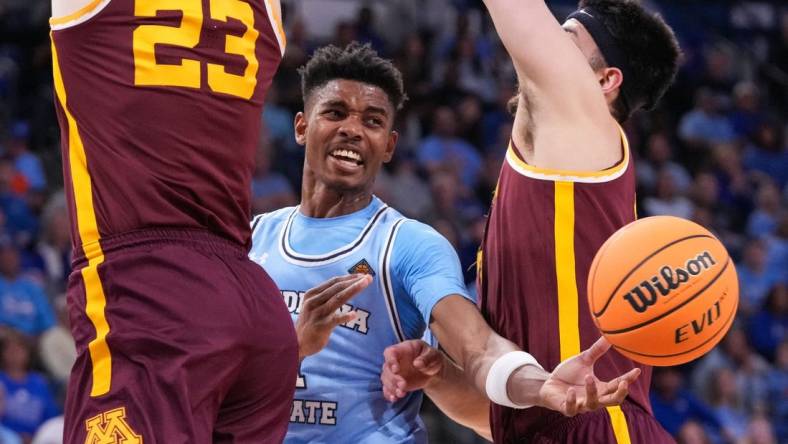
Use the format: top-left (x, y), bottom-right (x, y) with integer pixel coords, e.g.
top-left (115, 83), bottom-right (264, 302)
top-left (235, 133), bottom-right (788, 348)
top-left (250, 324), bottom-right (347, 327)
top-left (51, 0), bottom-right (285, 251)
top-left (478, 130), bottom-right (652, 443)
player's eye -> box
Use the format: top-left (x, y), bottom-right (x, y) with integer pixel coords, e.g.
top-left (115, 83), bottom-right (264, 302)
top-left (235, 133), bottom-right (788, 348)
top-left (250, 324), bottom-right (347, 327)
top-left (324, 109), bottom-right (343, 119)
top-left (366, 117), bottom-right (383, 127)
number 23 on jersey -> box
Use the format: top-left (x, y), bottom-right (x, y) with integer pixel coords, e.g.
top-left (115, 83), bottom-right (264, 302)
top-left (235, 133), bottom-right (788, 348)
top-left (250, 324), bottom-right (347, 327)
top-left (132, 0), bottom-right (259, 100)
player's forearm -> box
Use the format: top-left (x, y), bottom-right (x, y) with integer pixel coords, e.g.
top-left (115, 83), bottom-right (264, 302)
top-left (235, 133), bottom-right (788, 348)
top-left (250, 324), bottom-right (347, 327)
top-left (424, 356), bottom-right (493, 441)
top-left (481, 0), bottom-right (550, 74)
top-left (463, 332), bottom-right (550, 409)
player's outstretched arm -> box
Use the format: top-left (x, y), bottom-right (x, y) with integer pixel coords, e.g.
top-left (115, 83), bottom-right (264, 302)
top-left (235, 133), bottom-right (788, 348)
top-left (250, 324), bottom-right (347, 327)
top-left (383, 297), bottom-right (640, 418)
top-left (482, 0), bottom-right (621, 170)
top-left (296, 274), bottom-right (372, 361)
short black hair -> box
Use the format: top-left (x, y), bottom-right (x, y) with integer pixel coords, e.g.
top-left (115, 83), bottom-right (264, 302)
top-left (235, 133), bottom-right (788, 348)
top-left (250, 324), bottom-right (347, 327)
top-left (578, 0), bottom-right (681, 120)
top-left (299, 42), bottom-right (407, 111)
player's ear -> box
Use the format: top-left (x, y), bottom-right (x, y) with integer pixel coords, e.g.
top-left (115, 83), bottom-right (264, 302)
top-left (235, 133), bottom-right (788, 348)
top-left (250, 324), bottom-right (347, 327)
top-left (383, 130), bottom-right (398, 163)
top-left (599, 66), bottom-right (624, 98)
top-left (294, 112), bottom-right (307, 146)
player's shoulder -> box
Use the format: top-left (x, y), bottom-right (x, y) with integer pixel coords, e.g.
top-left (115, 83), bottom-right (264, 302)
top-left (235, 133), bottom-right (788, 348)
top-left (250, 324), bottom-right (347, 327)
top-left (250, 206), bottom-right (295, 238)
top-left (391, 217), bottom-right (457, 259)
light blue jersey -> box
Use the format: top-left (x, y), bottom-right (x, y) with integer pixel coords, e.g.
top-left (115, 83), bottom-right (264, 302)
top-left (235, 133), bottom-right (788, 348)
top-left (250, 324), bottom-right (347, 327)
top-left (249, 197), bottom-right (470, 444)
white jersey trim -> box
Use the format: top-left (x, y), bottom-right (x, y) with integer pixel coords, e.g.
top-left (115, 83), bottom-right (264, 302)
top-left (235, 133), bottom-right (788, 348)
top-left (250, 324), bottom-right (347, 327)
top-left (50, 0), bottom-right (111, 30)
top-left (263, 0), bottom-right (287, 57)
top-left (279, 205), bottom-right (390, 267)
top-left (380, 218), bottom-right (407, 343)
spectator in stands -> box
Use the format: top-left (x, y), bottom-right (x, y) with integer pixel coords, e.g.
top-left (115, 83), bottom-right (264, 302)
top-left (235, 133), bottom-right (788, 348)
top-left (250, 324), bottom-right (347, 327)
top-left (0, 332), bottom-right (59, 441)
top-left (428, 170), bottom-right (482, 226)
top-left (31, 415), bottom-right (63, 444)
top-left (481, 83), bottom-right (516, 151)
top-left (32, 192), bottom-right (71, 295)
top-left (748, 284), bottom-right (787, 362)
top-left (763, 214), bottom-right (788, 283)
top-left (706, 368), bottom-right (749, 442)
top-left (374, 153), bottom-right (433, 220)
top-left (711, 144), bottom-right (752, 230)
top-left (747, 181), bottom-right (781, 238)
top-left (355, 6), bottom-right (386, 55)
top-left (765, 341), bottom-right (788, 442)
top-left (637, 132), bottom-right (692, 195)
top-left (693, 327), bottom-right (771, 414)
top-left (250, 131), bottom-right (296, 214)
top-left (743, 416), bottom-right (777, 444)
top-left (417, 107), bottom-right (482, 190)
top-left (394, 34), bottom-right (433, 106)
top-left (643, 168), bottom-right (695, 219)
top-left (743, 121), bottom-right (788, 189)
top-left (38, 295), bottom-right (75, 388)
top-left (737, 239), bottom-right (783, 314)
top-left (0, 384), bottom-right (22, 444)
top-left (679, 88), bottom-right (736, 149)
top-left (0, 238), bottom-right (54, 337)
top-left (651, 366), bottom-right (723, 438)
top-left (3, 121), bottom-right (46, 193)
top-left (0, 158), bottom-right (38, 247)
top-left (676, 421), bottom-right (710, 444)
top-left (728, 81), bottom-right (765, 140)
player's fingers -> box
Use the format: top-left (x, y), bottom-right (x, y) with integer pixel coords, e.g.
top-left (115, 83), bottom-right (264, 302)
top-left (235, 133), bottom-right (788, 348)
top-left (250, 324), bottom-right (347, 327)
top-left (563, 388), bottom-right (578, 417)
top-left (304, 275), bottom-right (358, 298)
top-left (383, 345), bottom-right (401, 367)
top-left (602, 368), bottom-right (641, 394)
top-left (582, 336), bottom-right (612, 364)
top-left (308, 275), bottom-right (368, 310)
top-left (584, 374), bottom-right (599, 411)
top-left (333, 311), bottom-right (358, 326)
top-left (598, 380), bottom-right (629, 407)
top-left (413, 348), bottom-right (442, 376)
top-left (325, 275), bottom-right (372, 312)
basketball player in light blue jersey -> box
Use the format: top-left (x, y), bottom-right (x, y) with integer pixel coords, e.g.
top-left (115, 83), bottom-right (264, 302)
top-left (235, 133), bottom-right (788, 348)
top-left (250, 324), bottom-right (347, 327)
top-left (249, 43), bottom-right (642, 444)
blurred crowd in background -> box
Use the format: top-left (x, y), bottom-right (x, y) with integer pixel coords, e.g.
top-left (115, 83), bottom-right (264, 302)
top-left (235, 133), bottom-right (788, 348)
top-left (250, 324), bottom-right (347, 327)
top-left (0, 0), bottom-right (785, 443)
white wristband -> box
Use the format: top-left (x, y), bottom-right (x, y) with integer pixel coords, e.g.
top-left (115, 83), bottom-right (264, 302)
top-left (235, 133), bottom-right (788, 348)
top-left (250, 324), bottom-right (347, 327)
top-left (485, 351), bottom-right (544, 409)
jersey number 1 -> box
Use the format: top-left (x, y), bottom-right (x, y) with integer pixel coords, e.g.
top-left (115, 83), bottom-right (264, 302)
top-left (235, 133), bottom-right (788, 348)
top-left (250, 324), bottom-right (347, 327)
top-left (132, 0), bottom-right (259, 99)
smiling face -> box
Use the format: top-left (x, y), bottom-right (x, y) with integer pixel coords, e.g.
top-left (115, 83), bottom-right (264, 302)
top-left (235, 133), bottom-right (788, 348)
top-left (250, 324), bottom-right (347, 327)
top-left (295, 79), bottom-right (398, 194)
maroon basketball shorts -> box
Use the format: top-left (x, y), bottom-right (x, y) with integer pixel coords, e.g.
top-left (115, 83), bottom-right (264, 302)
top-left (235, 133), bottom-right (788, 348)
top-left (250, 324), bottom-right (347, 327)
top-left (63, 229), bottom-right (298, 444)
top-left (528, 403), bottom-right (676, 444)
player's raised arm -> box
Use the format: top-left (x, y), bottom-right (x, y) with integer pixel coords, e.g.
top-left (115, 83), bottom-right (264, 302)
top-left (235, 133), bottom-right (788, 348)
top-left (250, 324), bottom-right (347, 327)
top-left (483, 0), bottom-right (680, 171)
top-left (483, 0), bottom-right (610, 120)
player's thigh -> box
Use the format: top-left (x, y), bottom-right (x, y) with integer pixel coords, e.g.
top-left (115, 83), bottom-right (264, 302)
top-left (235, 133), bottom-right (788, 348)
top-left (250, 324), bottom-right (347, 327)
top-left (213, 259), bottom-right (298, 444)
top-left (64, 244), bottom-right (252, 443)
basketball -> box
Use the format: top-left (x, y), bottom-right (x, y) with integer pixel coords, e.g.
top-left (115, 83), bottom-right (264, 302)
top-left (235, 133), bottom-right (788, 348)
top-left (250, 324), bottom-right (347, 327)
top-left (588, 216), bottom-right (739, 367)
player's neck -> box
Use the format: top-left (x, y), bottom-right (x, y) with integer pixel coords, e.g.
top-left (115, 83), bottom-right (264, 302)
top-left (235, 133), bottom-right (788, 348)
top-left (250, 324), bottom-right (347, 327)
top-left (300, 182), bottom-right (373, 219)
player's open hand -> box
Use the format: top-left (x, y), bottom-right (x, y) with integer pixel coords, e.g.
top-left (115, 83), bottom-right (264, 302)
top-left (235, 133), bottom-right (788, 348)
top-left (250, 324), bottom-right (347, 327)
top-left (382, 340), bottom-right (444, 402)
top-left (296, 274), bottom-right (372, 360)
top-left (539, 337), bottom-right (641, 416)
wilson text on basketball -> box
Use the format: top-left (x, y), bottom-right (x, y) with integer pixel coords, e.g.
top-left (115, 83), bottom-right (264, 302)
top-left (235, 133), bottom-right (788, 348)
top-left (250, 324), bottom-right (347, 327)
top-left (623, 251), bottom-right (717, 313)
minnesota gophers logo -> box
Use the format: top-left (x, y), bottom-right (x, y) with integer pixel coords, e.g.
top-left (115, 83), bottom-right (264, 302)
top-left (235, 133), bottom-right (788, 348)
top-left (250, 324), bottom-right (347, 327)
top-left (85, 407), bottom-right (142, 444)
top-left (348, 259), bottom-right (375, 276)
